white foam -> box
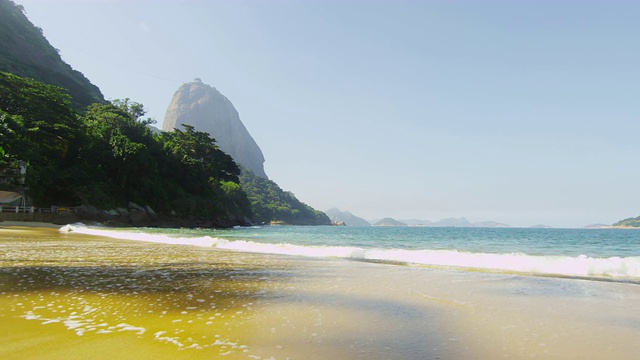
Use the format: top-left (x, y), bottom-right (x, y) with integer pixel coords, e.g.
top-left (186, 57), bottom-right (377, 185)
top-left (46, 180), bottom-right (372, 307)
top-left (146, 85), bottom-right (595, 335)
top-left (61, 225), bottom-right (640, 280)
top-left (61, 224), bottom-right (225, 247)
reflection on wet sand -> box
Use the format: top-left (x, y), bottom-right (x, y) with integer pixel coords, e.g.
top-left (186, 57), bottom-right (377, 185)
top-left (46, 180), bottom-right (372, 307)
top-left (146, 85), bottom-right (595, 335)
top-left (2, 225), bottom-right (640, 359)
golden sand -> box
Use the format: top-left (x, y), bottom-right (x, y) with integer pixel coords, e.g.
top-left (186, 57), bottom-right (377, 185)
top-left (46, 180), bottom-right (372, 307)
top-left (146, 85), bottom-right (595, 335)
top-left (1, 224), bottom-right (640, 359)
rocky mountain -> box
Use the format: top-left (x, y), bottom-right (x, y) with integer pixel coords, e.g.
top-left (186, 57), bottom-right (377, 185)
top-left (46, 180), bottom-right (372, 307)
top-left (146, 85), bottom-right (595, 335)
top-left (0, 0), bottom-right (104, 109)
top-left (325, 208), bottom-right (371, 226)
top-left (163, 79), bottom-right (268, 178)
top-left (373, 218), bottom-right (407, 227)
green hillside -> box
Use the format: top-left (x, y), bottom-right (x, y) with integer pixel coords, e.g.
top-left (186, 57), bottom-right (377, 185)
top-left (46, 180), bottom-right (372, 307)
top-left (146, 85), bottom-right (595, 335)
top-left (612, 216), bottom-right (640, 228)
top-left (0, 72), bottom-right (252, 226)
top-left (0, 1), bottom-right (329, 227)
top-left (0, 0), bottom-right (104, 109)
top-left (240, 170), bottom-right (331, 225)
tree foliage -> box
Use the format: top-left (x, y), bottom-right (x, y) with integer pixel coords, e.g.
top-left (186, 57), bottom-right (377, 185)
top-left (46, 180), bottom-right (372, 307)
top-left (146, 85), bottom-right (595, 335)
top-left (0, 0), bottom-right (104, 110)
top-left (240, 169), bottom-right (331, 225)
top-left (0, 72), bottom-right (250, 224)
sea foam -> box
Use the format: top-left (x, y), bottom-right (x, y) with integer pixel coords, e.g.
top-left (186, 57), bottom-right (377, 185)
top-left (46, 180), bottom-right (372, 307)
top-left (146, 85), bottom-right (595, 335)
top-left (60, 225), bottom-right (640, 280)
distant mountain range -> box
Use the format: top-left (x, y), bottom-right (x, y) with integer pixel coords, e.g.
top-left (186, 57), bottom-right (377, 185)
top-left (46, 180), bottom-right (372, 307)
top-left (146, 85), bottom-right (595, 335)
top-left (326, 209), bottom-right (637, 229)
top-left (325, 210), bottom-right (513, 227)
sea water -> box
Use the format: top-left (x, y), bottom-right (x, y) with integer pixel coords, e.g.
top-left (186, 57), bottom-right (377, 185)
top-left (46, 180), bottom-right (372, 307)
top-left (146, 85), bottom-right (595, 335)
top-left (4, 225), bottom-right (640, 359)
top-left (62, 225), bottom-right (640, 282)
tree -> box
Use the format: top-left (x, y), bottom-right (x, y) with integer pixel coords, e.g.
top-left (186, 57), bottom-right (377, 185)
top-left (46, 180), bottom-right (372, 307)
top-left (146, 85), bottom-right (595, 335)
top-left (81, 101), bottom-right (159, 206)
top-left (0, 72), bottom-right (85, 205)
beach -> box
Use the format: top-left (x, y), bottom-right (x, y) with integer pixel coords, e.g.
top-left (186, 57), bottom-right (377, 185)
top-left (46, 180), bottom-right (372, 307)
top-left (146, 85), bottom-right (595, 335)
top-left (1, 223), bottom-right (640, 359)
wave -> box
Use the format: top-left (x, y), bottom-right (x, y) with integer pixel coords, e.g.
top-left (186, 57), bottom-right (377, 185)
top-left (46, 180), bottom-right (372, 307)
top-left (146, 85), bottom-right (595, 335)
top-left (60, 224), bottom-right (640, 281)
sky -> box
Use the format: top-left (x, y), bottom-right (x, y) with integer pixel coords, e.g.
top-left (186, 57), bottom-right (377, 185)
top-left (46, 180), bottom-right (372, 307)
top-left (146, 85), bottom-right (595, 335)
top-left (15, 0), bottom-right (640, 228)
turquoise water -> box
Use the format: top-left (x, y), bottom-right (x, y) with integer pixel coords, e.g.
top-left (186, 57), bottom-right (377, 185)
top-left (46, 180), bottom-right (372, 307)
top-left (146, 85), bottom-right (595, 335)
top-left (208, 226), bottom-right (639, 257)
top-left (63, 225), bottom-right (640, 281)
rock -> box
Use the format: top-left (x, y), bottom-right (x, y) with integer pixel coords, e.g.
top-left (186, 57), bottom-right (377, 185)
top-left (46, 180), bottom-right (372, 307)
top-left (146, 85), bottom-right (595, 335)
top-left (76, 205), bottom-right (99, 217)
top-left (145, 205), bottom-right (158, 220)
top-left (163, 79), bottom-right (268, 178)
top-left (128, 202), bottom-right (144, 212)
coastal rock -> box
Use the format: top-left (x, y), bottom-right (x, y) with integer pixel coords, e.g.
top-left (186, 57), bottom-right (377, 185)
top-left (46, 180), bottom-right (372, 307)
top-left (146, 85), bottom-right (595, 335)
top-left (163, 79), bottom-right (268, 178)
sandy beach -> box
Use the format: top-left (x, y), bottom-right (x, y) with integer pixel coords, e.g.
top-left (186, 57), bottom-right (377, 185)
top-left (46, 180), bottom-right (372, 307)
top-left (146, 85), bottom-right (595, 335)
top-left (1, 223), bottom-right (640, 359)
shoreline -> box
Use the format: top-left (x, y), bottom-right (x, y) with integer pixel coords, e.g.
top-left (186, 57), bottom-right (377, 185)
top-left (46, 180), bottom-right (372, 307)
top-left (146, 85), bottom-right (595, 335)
top-left (0, 221), bottom-right (63, 228)
top-left (2, 225), bottom-right (640, 359)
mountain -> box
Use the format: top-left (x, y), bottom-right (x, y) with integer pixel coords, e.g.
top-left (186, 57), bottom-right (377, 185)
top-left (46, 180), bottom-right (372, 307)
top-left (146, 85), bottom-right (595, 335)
top-left (472, 221), bottom-right (509, 228)
top-left (373, 218), bottom-right (407, 227)
top-left (611, 215), bottom-right (640, 228)
top-left (0, 0), bottom-right (104, 109)
top-left (164, 79), bottom-right (329, 225)
top-left (163, 79), bottom-right (268, 179)
top-left (325, 208), bottom-right (371, 226)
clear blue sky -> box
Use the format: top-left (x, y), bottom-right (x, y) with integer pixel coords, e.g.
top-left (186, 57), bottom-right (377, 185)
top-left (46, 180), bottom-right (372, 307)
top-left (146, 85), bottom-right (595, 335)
top-left (18, 0), bottom-right (640, 227)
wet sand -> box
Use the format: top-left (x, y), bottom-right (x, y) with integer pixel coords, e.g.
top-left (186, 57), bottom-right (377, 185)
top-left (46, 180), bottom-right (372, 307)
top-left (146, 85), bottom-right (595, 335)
top-left (1, 225), bottom-right (640, 359)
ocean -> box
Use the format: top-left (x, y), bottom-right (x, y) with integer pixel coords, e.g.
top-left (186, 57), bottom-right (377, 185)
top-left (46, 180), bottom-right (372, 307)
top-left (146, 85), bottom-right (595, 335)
top-left (62, 224), bottom-right (640, 282)
top-left (4, 224), bottom-right (640, 359)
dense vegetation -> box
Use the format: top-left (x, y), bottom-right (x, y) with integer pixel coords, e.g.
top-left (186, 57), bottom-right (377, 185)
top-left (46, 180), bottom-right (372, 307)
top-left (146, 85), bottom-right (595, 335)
top-left (0, 72), bottom-right (251, 224)
top-left (0, 0), bottom-right (104, 110)
top-left (240, 170), bottom-right (331, 225)
top-left (612, 216), bottom-right (640, 228)
top-left (0, 0), bottom-right (331, 226)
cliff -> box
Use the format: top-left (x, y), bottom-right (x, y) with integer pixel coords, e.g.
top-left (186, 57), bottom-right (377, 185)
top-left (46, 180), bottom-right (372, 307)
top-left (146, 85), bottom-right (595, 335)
top-left (0, 0), bottom-right (104, 109)
top-left (163, 79), bottom-right (268, 178)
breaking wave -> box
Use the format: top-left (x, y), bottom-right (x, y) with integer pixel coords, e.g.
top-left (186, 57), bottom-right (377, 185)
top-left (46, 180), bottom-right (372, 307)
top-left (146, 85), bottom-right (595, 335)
top-left (60, 224), bottom-right (640, 281)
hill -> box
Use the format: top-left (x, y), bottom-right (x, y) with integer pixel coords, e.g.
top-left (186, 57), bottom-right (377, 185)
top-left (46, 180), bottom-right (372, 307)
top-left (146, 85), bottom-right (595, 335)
top-left (611, 216), bottom-right (640, 228)
top-left (373, 218), bottom-right (407, 227)
top-left (0, 0), bottom-right (104, 109)
top-left (325, 208), bottom-right (370, 226)
top-left (240, 170), bottom-right (330, 225)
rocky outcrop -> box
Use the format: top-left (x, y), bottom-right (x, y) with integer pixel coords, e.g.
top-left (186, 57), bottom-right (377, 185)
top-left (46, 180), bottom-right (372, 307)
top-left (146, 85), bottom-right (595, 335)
top-left (163, 79), bottom-right (268, 178)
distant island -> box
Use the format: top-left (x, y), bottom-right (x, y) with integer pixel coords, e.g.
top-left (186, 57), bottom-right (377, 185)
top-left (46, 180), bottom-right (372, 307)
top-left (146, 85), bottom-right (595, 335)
top-left (373, 218), bottom-right (408, 227)
top-left (610, 215), bottom-right (640, 228)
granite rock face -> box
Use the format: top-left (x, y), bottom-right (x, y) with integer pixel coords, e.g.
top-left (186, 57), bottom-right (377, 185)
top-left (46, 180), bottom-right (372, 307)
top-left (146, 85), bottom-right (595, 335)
top-left (163, 79), bottom-right (268, 178)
